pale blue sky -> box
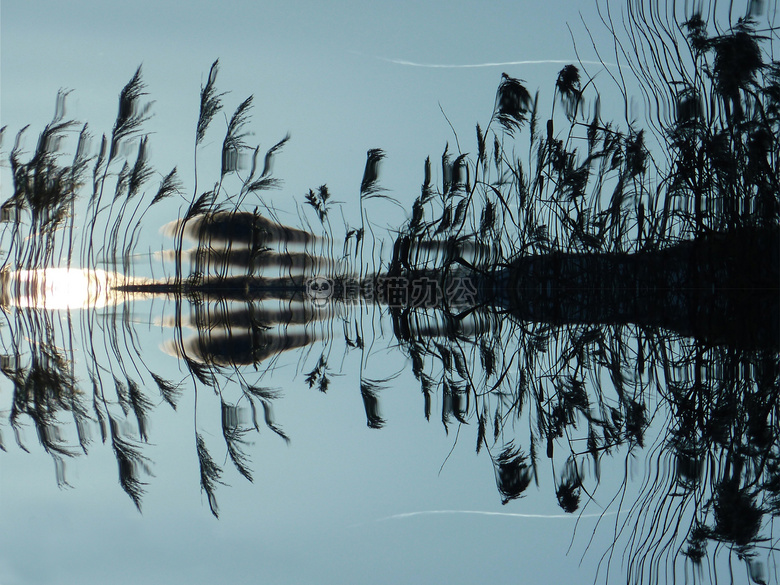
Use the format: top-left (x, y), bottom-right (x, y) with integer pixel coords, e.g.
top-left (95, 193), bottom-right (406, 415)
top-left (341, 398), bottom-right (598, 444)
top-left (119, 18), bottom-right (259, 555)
top-left (2, 0), bottom-right (611, 233)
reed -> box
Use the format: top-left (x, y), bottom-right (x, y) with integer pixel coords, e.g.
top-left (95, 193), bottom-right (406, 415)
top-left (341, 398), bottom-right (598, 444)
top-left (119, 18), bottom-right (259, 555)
top-left (0, 4), bottom-right (778, 579)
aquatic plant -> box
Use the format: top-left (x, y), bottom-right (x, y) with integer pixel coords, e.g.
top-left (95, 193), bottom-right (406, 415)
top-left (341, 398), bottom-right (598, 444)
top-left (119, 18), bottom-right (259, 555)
top-left (0, 1), bottom-right (778, 581)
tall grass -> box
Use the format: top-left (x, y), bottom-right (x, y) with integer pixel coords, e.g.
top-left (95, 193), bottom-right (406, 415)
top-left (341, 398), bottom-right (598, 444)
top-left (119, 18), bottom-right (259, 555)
top-left (0, 5), bottom-right (778, 580)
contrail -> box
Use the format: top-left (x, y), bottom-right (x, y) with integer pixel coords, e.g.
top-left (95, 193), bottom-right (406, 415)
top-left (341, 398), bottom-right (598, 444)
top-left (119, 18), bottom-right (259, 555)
top-left (376, 509), bottom-right (616, 521)
top-left (378, 57), bottom-right (616, 69)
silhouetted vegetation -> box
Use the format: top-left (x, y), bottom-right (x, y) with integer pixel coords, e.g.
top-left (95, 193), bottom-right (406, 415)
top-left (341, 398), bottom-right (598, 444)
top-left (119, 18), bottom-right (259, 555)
top-left (0, 1), bottom-right (778, 583)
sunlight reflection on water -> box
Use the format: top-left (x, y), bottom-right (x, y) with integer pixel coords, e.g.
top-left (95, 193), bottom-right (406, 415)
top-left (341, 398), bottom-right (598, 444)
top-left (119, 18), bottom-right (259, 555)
top-left (0, 268), bottom-right (144, 310)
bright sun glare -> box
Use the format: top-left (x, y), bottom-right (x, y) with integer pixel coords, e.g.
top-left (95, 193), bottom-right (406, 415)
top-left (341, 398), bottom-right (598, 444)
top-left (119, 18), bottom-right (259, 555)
top-left (0, 268), bottom-right (129, 310)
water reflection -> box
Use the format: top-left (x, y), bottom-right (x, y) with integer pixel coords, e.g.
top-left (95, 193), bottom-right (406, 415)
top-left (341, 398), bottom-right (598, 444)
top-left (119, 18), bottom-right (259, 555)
top-left (2, 7), bottom-right (780, 584)
top-left (3, 275), bottom-right (777, 579)
top-left (165, 299), bottom-right (318, 366)
top-left (0, 267), bottom-right (140, 309)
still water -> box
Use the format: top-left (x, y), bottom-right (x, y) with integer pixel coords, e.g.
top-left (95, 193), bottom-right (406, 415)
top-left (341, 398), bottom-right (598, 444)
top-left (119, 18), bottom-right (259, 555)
top-left (1, 258), bottom-right (777, 584)
top-left (3, 1), bottom-right (780, 584)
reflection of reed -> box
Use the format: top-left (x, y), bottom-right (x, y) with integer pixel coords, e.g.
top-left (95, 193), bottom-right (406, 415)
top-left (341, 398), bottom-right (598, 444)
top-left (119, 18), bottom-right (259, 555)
top-left (0, 300), bottom-right (155, 508)
top-left (390, 300), bottom-right (780, 582)
top-left (1, 308), bottom-right (80, 481)
top-left (614, 342), bottom-right (780, 583)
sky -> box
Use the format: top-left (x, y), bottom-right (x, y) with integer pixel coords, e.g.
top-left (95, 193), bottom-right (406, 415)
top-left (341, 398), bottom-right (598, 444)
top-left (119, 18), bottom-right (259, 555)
top-left (1, 0), bottom-right (615, 236)
top-left (0, 1), bottom-right (753, 584)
